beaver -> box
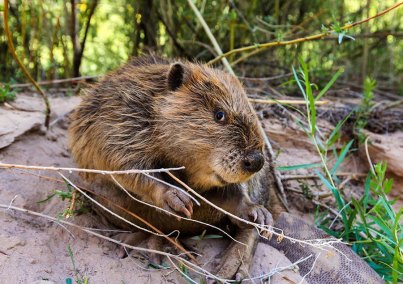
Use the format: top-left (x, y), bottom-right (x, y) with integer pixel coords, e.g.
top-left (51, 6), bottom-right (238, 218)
top-left (68, 56), bottom-right (282, 279)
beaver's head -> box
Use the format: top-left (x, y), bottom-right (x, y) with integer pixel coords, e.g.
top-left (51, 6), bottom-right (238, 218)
top-left (155, 62), bottom-right (265, 190)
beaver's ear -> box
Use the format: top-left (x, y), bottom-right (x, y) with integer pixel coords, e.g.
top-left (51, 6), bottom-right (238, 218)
top-left (167, 62), bottom-right (189, 91)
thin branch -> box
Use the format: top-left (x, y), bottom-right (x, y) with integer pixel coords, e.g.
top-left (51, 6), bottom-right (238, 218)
top-left (156, 10), bottom-right (189, 56)
top-left (3, 162), bottom-right (348, 267)
top-left (208, 1), bottom-right (403, 65)
top-left (59, 172), bottom-right (167, 236)
top-left (0, 162), bottom-right (184, 175)
top-left (3, 0), bottom-right (51, 127)
top-left (249, 99), bottom-right (329, 105)
top-left (186, 0), bottom-right (234, 75)
top-left (78, 0), bottom-right (98, 70)
top-left (143, 172), bottom-right (200, 206)
top-left (238, 73), bottom-right (292, 81)
top-left (167, 172), bottom-right (345, 252)
top-left (10, 75), bottom-right (99, 88)
top-left (111, 175), bottom-right (244, 246)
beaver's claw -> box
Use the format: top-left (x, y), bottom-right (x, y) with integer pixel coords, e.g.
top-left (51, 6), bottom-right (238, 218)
top-left (246, 205), bottom-right (273, 227)
top-left (235, 204), bottom-right (273, 230)
top-left (162, 188), bottom-right (194, 218)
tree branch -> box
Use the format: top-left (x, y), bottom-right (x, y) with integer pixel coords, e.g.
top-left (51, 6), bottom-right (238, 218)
top-left (208, 1), bottom-right (403, 66)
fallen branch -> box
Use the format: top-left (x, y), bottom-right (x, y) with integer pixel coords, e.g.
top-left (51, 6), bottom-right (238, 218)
top-left (0, 162), bottom-right (184, 175)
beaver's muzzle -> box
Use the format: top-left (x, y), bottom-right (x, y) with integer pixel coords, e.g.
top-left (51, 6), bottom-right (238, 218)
top-left (242, 151), bottom-right (264, 173)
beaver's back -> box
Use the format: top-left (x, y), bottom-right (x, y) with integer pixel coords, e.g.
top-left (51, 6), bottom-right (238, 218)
top-left (69, 56), bottom-right (174, 174)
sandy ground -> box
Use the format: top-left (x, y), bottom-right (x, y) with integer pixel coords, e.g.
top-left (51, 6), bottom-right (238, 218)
top-left (0, 93), bottom-right (401, 283)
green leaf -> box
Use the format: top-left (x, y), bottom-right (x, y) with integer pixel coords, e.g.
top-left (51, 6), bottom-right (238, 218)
top-left (330, 139), bottom-right (354, 175)
top-left (314, 170), bottom-right (334, 191)
top-left (316, 170), bottom-right (349, 236)
top-left (392, 238), bottom-right (403, 284)
top-left (362, 173), bottom-right (372, 211)
top-left (276, 162), bottom-right (322, 171)
top-left (300, 58), bottom-right (316, 135)
top-left (367, 215), bottom-right (393, 240)
top-left (292, 65), bottom-right (306, 99)
top-left (316, 68), bottom-right (344, 101)
top-left (37, 192), bottom-right (57, 203)
top-left (379, 196), bottom-right (397, 222)
top-left (383, 178), bottom-right (394, 195)
top-left (352, 198), bottom-right (371, 237)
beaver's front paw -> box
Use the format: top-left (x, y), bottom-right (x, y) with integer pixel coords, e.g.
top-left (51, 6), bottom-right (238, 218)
top-left (161, 188), bottom-right (194, 218)
top-left (238, 204), bottom-right (273, 228)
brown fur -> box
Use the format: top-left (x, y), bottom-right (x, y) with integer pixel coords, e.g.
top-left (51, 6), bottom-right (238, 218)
top-left (68, 56), bottom-right (274, 236)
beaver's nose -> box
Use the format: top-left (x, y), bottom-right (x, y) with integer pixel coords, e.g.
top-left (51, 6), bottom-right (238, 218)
top-left (242, 151), bottom-right (264, 173)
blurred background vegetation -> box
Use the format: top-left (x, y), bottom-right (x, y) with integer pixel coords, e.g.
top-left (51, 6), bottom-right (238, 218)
top-left (0, 0), bottom-right (402, 95)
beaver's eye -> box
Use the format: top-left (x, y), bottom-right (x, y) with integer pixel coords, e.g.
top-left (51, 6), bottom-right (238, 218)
top-left (214, 111), bottom-right (226, 123)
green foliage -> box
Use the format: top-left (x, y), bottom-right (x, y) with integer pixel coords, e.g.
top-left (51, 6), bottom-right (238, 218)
top-left (289, 59), bottom-right (402, 282)
top-left (38, 182), bottom-right (89, 219)
top-left (0, 83), bottom-right (16, 103)
top-left (329, 21), bottom-right (356, 44)
top-left (317, 162), bottom-right (402, 282)
top-left (1, 0), bottom-right (402, 92)
top-left (355, 77), bottom-right (377, 143)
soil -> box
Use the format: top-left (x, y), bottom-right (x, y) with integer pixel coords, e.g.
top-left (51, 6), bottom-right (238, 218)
top-left (0, 93), bottom-right (401, 283)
